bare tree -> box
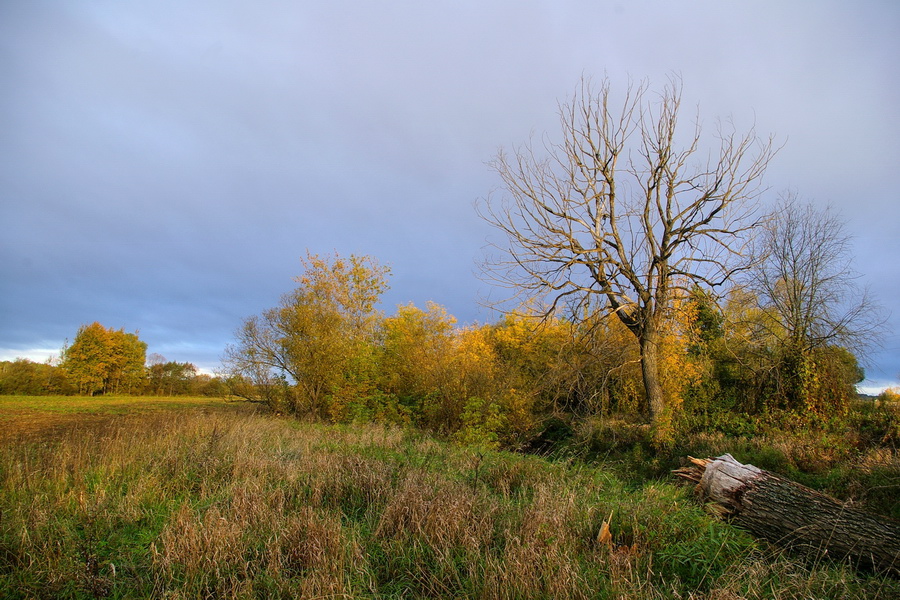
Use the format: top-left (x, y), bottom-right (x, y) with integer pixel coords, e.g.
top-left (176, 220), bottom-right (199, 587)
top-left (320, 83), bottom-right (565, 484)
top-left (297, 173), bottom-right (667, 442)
top-left (480, 76), bottom-right (776, 440)
top-left (748, 193), bottom-right (886, 407)
top-left (752, 193), bottom-right (885, 355)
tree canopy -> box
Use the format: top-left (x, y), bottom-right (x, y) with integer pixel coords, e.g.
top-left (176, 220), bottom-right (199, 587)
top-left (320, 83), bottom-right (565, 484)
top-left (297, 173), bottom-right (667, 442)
top-left (62, 322), bottom-right (147, 395)
top-left (223, 252), bottom-right (391, 417)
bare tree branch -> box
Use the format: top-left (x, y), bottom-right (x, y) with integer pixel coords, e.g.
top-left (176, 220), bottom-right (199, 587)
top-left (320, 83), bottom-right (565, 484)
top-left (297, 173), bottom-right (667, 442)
top-left (479, 75), bottom-right (776, 437)
top-left (748, 193), bottom-right (888, 360)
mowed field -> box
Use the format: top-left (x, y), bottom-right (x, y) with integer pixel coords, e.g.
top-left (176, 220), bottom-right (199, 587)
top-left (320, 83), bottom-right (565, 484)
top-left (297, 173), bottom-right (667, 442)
top-left (0, 395), bottom-right (897, 599)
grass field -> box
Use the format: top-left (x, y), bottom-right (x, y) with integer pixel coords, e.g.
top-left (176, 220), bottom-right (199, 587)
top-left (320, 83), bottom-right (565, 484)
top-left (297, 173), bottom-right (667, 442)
top-left (0, 395), bottom-right (897, 599)
top-left (0, 395), bottom-right (244, 442)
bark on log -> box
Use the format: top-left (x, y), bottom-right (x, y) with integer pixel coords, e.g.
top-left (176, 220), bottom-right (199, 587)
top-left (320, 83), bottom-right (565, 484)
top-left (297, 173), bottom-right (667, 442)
top-left (675, 454), bottom-right (900, 577)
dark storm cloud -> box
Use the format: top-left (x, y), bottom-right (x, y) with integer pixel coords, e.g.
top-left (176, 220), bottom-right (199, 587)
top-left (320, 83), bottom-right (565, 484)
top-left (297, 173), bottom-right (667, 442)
top-left (2, 1), bottom-right (898, 387)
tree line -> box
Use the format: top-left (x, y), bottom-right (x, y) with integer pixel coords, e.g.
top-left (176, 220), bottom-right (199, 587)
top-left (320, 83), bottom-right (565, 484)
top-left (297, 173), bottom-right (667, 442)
top-left (221, 244), bottom-right (874, 450)
top-left (0, 322), bottom-right (224, 397)
top-left (4, 76), bottom-right (888, 449)
top-left (223, 76), bottom-right (886, 448)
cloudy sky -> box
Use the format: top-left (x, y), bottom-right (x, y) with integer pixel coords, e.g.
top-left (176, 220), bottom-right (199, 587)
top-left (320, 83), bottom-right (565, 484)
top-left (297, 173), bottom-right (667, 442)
top-left (2, 1), bottom-right (898, 391)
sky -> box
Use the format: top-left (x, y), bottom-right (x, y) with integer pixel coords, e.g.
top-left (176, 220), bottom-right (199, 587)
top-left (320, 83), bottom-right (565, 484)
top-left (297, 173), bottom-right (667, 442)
top-left (1, 1), bottom-right (898, 392)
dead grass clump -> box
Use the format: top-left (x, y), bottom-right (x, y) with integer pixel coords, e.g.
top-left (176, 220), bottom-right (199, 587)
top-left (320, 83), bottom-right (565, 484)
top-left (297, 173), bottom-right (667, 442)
top-left (153, 502), bottom-right (250, 595)
top-left (699, 551), bottom-right (900, 600)
top-left (483, 481), bottom-right (595, 599)
top-left (856, 447), bottom-right (900, 472)
top-left (226, 477), bottom-right (281, 531)
top-left (375, 470), bottom-right (492, 555)
top-left (765, 432), bottom-right (852, 473)
top-left (490, 536), bottom-right (591, 599)
top-left (479, 454), bottom-right (549, 498)
top-left (298, 451), bottom-right (397, 520)
top-left (369, 468), bottom-right (503, 598)
top-left (277, 507), bottom-right (347, 576)
top-left (515, 480), bottom-right (578, 547)
top-left (271, 506), bottom-right (367, 597)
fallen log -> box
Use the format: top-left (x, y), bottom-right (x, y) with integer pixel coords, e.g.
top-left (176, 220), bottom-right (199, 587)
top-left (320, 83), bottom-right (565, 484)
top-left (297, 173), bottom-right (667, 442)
top-left (674, 454), bottom-right (900, 576)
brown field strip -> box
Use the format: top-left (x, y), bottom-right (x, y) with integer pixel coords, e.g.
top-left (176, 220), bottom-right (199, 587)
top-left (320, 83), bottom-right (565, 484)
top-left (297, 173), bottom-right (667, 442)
top-left (0, 395), bottom-right (254, 443)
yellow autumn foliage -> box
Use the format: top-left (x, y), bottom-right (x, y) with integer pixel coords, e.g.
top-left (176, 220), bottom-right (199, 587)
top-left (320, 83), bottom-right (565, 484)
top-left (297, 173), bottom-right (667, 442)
top-left (657, 293), bottom-right (705, 415)
top-left (880, 387), bottom-right (900, 403)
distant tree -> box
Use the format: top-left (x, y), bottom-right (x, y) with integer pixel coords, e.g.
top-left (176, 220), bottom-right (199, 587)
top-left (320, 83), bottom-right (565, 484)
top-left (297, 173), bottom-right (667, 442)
top-left (481, 76), bottom-right (776, 443)
top-left (61, 323), bottom-right (109, 395)
top-left (747, 194), bottom-right (885, 414)
top-left (190, 373), bottom-right (227, 397)
top-left (146, 356), bottom-right (199, 396)
top-left (752, 194), bottom-right (884, 358)
top-left (0, 358), bottom-right (74, 395)
top-left (62, 323), bottom-right (147, 395)
top-left (223, 252), bottom-right (390, 417)
top-left (108, 329), bottom-right (147, 394)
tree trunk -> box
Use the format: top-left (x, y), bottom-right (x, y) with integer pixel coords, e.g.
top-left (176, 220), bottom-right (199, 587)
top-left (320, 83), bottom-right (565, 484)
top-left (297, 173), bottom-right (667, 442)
top-left (675, 454), bottom-right (900, 576)
top-left (639, 325), bottom-right (669, 441)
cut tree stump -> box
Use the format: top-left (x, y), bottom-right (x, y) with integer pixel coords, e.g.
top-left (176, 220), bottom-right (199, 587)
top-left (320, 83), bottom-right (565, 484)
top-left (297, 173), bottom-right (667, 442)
top-left (674, 454), bottom-right (900, 577)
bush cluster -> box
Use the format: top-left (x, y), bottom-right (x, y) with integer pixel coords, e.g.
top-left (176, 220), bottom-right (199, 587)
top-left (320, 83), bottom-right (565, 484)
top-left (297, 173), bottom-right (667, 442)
top-left (223, 253), bottom-right (873, 453)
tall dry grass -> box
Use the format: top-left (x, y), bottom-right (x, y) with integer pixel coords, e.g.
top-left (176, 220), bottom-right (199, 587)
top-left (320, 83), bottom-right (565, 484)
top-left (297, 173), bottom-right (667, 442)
top-left (1, 406), bottom-right (897, 598)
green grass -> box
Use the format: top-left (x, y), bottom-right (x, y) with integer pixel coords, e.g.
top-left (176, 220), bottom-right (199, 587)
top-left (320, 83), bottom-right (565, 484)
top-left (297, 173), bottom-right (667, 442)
top-left (567, 407), bottom-right (900, 521)
top-left (1, 397), bottom-right (897, 598)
